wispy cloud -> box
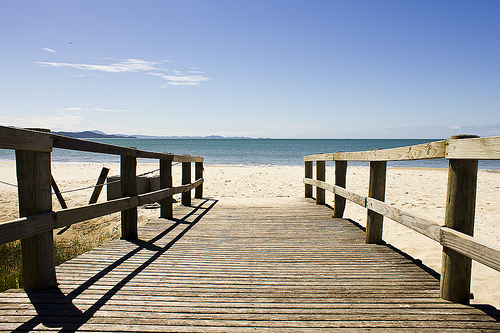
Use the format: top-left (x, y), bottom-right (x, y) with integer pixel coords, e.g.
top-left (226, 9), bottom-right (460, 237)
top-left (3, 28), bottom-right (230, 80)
top-left (148, 72), bottom-right (211, 86)
top-left (60, 107), bottom-right (135, 113)
top-left (0, 115), bottom-right (82, 131)
top-left (265, 125), bottom-right (321, 130)
top-left (37, 58), bottom-right (160, 73)
top-left (42, 48), bottom-right (57, 53)
top-left (37, 58), bottom-right (211, 86)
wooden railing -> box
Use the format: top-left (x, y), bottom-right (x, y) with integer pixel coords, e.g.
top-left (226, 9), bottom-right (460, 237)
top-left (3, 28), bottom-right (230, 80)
top-left (304, 135), bottom-right (500, 305)
top-left (0, 126), bottom-right (204, 291)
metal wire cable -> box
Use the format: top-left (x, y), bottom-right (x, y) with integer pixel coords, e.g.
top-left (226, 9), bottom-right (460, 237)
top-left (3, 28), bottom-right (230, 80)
top-left (0, 161), bottom-right (182, 194)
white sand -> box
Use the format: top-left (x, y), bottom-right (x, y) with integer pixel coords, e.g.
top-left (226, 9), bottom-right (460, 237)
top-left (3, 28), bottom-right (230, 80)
top-left (0, 161), bottom-right (499, 308)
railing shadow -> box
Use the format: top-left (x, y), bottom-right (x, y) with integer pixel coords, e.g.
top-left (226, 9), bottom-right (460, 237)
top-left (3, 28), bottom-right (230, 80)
top-left (14, 198), bottom-right (218, 332)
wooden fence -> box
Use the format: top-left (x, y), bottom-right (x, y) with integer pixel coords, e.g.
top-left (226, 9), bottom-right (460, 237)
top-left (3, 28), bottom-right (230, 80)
top-left (0, 125), bottom-right (203, 291)
top-left (304, 135), bottom-right (500, 305)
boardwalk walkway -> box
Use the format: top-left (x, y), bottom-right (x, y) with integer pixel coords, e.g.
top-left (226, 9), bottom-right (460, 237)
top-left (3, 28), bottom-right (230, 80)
top-left (1, 198), bottom-right (499, 332)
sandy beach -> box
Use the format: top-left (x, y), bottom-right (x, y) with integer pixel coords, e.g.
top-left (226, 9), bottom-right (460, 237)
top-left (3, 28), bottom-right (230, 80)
top-left (0, 161), bottom-right (499, 309)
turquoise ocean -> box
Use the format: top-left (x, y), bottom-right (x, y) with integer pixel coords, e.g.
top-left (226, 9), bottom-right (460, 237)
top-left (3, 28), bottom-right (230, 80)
top-left (1, 138), bottom-right (499, 170)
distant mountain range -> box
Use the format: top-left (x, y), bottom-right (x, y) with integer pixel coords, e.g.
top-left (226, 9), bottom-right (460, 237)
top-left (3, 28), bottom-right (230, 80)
top-left (53, 130), bottom-right (252, 139)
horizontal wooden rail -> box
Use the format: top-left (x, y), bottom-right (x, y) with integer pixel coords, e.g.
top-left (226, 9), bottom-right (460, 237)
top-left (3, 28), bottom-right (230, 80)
top-left (304, 136), bottom-right (500, 162)
top-left (0, 178), bottom-right (203, 246)
top-left (446, 136), bottom-right (500, 160)
top-left (302, 178), bottom-right (500, 273)
top-left (0, 126), bottom-right (203, 162)
top-left (304, 140), bottom-right (447, 162)
top-left (0, 126), bottom-right (53, 152)
top-left (303, 178), bottom-right (441, 241)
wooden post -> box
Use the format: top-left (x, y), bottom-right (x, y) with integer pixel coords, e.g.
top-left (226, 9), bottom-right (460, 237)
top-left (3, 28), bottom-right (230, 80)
top-left (440, 135), bottom-right (479, 304)
top-left (195, 161), bottom-right (203, 199)
top-left (160, 159), bottom-right (173, 219)
top-left (51, 175), bottom-right (67, 209)
top-left (365, 161), bottom-right (387, 244)
top-left (121, 155), bottom-right (137, 240)
top-left (305, 161), bottom-right (313, 198)
top-left (16, 149), bottom-right (57, 290)
top-left (316, 161), bottom-right (325, 205)
top-left (182, 162), bottom-right (191, 206)
top-left (89, 167), bottom-right (110, 204)
top-left (333, 161), bottom-right (347, 218)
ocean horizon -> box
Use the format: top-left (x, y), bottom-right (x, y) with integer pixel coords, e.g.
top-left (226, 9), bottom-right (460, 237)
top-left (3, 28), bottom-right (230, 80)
top-left (1, 138), bottom-right (499, 170)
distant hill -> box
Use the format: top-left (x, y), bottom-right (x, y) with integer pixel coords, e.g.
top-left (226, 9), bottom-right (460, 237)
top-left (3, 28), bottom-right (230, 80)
top-left (53, 131), bottom-right (135, 139)
top-left (53, 130), bottom-right (252, 139)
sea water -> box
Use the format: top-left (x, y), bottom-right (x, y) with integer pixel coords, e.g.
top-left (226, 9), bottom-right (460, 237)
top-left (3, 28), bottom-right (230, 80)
top-left (1, 138), bottom-right (499, 170)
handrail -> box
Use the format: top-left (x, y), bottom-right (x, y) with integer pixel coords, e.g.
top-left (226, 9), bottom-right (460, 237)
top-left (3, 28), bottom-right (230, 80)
top-left (304, 136), bottom-right (500, 161)
top-left (0, 125), bottom-right (204, 291)
top-left (303, 135), bottom-right (500, 305)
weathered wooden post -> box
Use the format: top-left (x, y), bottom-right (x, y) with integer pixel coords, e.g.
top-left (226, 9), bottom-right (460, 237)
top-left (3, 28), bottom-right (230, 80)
top-left (333, 160), bottom-right (347, 218)
top-left (160, 159), bottom-right (173, 219)
top-left (305, 161), bottom-right (313, 198)
top-left (316, 161), bottom-right (325, 205)
top-left (16, 129), bottom-right (57, 290)
top-left (182, 161), bottom-right (191, 206)
top-left (195, 161), bottom-right (203, 199)
top-left (365, 161), bottom-right (387, 244)
top-left (121, 154), bottom-right (138, 240)
top-left (89, 167), bottom-right (110, 204)
top-left (440, 135), bottom-right (479, 304)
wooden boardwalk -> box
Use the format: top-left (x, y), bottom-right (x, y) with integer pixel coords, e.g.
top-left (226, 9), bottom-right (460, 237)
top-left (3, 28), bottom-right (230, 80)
top-left (1, 198), bottom-right (499, 332)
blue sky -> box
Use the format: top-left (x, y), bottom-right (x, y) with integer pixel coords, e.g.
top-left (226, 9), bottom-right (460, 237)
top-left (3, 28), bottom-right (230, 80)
top-left (1, 1), bottom-right (499, 139)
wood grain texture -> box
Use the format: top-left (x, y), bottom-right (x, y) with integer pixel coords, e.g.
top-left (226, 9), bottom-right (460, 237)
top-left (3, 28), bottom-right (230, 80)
top-left (366, 161), bottom-right (386, 244)
top-left (446, 136), bottom-right (500, 160)
top-left (304, 140), bottom-right (446, 162)
top-left (1, 198), bottom-right (498, 332)
top-left (440, 227), bottom-right (500, 272)
top-left (0, 126), bottom-right (52, 152)
top-left (0, 179), bottom-right (203, 245)
top-left (15, 149), bottom-right (57, 290)
top-left (173, 155), bottom-right (204, 163)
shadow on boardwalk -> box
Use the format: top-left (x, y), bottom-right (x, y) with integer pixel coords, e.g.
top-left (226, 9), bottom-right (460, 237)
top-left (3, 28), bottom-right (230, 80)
top-left (13, 199), bottom-right (218, 332)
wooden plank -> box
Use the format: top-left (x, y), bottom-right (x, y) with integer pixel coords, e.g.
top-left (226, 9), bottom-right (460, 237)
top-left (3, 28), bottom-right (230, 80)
top-left (440, 228), bottom-right (500, 272)
top-left (304, 140), bottom-right (446, 162)
top-left (173, 155), bottom-right (204, 163)
top-left (52, 133), bottom-right (176, 160)
top-left (365, 198), bottom-right (441, 242)
top-left (55, 197), bottom-right (138, 228)
top-left (333, 185), bottom-right (366, 207)
top-left (303, 178), bottom-right (335, 194)
top-left (0, 125), bottom-right (52, 152)
top-left (2, 198), bottom-right (498, 331)
top-left (0, 180), bottom-right (203, 245)
top-left (53, 133), bottom-right (139, 156)
top-left (0, 214), bottom-right (55, 245)
top-left (446, 136), bottom-right (500, 160)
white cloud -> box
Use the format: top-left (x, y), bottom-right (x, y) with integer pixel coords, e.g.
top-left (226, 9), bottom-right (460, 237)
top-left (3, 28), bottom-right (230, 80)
top-left (148, 72), bottom-right (211, 86)
top-left (37, 58), bottom-right (160, 73)
top-left (91, 108), bottom-right (134, 113)
top-left (42, 48), bottom-right (57, 53)
top-left (0, 115), bottom-right (82, 131)
top-left (37, 58), bottom-right (211, 86)
top-left (60, 107), bottom-right (135, 113)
